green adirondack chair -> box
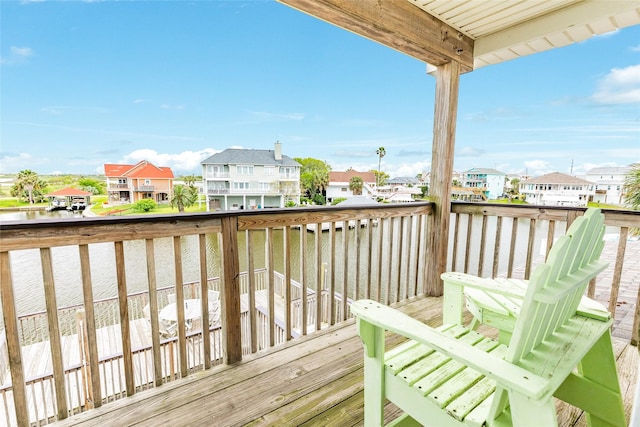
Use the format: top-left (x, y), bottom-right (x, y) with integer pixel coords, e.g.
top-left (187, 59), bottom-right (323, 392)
top-left (351, 208), bottom-right (625, 426)
top-left (442, 208), bottom-right (611, 345)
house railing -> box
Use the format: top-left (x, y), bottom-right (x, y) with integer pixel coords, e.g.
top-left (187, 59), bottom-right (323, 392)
top-left (0, 203), bottom-right (432, 426)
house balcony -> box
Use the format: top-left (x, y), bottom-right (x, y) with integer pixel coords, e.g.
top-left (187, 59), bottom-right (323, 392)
top-left (0, 204), bottom-right (638, 426)
top-left (107, 184), bottom-right (130, 190)
top-left (204, 172), bottom-right (230, 180)
top-left (135, 185), bottom-right (155, 192)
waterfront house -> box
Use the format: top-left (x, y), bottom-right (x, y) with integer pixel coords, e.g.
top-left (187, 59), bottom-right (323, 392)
top-left (326, 170), bottom-right (377, 202)
top-left (520, 172), bottom-right (596, 207)
top-left (585, 165), bottom-right (634, 206)
top-left (462, 167), bottom-right (506, 200)
top-left (200, 142), bottom-right (301, 211)
top-left (1, 2), bottom-right (639, 426)
top-left (104, 161), bottom-right (174, 205)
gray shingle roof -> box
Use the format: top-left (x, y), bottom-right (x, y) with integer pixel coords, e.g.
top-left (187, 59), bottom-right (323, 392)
top-left (201, 149), bottom-right (300, 167)
top-left (464, 168), bottom-right (505, 175)
top-left (523, 172), bottom-right (594, 185)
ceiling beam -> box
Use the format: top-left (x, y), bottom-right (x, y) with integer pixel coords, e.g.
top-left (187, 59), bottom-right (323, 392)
top-left (277, 0), bottom-right (474, 72)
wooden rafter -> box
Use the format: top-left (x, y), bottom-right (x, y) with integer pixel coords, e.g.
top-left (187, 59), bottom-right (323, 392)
top-left (277, 0), bottom-right (474, 72)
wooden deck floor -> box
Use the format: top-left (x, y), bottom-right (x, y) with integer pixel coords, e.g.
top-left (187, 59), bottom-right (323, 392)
top-left (55, 296), bottom-right (638, 427)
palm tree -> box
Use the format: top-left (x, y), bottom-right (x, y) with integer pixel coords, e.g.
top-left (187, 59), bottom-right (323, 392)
top-left (349, 176), bottom-right (363, 195)
top-left (376, 147), bottom-right (386, 187)
top-left (170, 184), bottom-right (197, 213)
top-left (11, 169), bottom-right (46, 204)
top-left (623, 163), bottom-right (640, 210)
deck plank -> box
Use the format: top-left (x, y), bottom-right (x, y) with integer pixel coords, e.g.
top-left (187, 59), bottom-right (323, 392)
top-left (53, 296), bottom-right (638, 427)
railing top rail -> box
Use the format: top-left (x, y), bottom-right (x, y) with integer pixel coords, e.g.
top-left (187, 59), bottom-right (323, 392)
top-left (0, 203), bottom-right (434, 250)
top-left (451, 202), bottom-right (640, 227)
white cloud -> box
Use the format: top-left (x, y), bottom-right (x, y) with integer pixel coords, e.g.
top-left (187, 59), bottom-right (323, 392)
top-left (11, 46), bottom-right (33, 57)
top-left (0, 152), bottom-right (46, 174)
top-left (120, 148), bottom-right (219, 173)
top-left (592, 64), bottom-right (640, 104)
top-left (160, 104), bottom-right (185, 110)
top-left (457, 146), bottom-right (484, 157)
top-left (1, 46), bottom-right (34, 65)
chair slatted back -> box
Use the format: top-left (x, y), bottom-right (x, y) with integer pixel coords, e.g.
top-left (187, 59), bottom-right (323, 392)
top-left (505, 208), bottom-right (606, 364)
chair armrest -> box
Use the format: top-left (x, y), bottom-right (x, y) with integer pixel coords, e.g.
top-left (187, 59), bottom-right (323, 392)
top-left (351, 299), bottom-right (550, 400)
top-left (441, 272), bottom-right (526, 298)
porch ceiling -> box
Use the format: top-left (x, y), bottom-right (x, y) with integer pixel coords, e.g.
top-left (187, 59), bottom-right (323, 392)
top-left (278, 0), bottom-right (640, 72)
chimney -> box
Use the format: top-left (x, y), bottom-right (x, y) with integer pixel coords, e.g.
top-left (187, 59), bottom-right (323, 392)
top-left (274, 141), bottom-right (282, 161)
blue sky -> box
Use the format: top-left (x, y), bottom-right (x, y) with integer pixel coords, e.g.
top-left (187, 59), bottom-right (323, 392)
top-left (1, 1), bottom-right (639, 178)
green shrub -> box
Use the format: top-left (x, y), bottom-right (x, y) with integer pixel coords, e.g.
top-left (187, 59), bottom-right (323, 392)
top-left (331, 198), bottom-right (346, 206)
top-left (312, 194), bottom-right (325, 205)
top-left (133, 199), bottom-right (156, 212)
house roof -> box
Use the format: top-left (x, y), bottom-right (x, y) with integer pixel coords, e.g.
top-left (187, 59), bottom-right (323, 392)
top-left (464, 168), bottom-right (505, 175)
top-left (104, 161), bottom-right (174, 179)
top-left (45, 187), bottom-right (92, 197)
top-left (585, 166), bottom-right (633, 175)
top-left (279, 1), bottom-right (640, 72)
top-left (388, 177), bottom-right (419, 185)
top-left (201, 149), bottom-right (300, 167)
top-left (329, 170), bottom-right (376, 184)
top-left (523, 172), bottom-right (594, 185)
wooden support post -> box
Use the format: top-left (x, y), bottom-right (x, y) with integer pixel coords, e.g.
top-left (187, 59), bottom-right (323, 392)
top-left (425, 61), bottom-right (460, 296)
top-left (220, 215), bottom-right (243, 364)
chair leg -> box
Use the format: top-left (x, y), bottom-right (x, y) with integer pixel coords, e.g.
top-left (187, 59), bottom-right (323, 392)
top-left (509, 393), bottom-right (558, 427)
top-left (359, 320), bottom-right (386, 427)
top-left (555, 331), bottom-right (625, 427)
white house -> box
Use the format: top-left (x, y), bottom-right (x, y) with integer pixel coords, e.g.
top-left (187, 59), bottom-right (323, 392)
top-left (326, 170), bottom-right (376, 202)
top-left (520, 172), bottom-right (595, 207)
top-left (462, 168), bottom-right (506, 200)
top-left (201, 142), bottom-right (301, 211)
top-left (584, 165), bottom-right (633, 206)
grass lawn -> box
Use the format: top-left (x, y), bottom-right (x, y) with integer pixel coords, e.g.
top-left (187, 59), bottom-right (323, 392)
top-left (90, 200), bottom-right (207, 216)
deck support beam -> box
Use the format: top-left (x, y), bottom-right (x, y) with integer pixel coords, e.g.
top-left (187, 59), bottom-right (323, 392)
top-left (221, 216), bottom-right (243, 364)
top-left (425, 61), bottom-right (460, 295)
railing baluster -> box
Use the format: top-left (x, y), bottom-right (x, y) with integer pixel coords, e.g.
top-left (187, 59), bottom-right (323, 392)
top-left (143, 239), bottom-right (162, 386)
top-left (315, 224), bottom-right (323, 331)
top-left (198, 234), bottom-right (211, 369)
top-left (492, 216), bottom-right (502, 277)
top-left (284, 226), bottom-right (292, 340)
top-left (376, 217), bottom-right (384, 303)
top-left (464, 214), bottom-right (472, 274)
top-left (114, 241), bottom-right (134, 397)
top-left (339, 220), bottom-right (348, 321)
top-left (40, 247), bottom-right (68, 420)
top-left (478, 214), bottom-right (488, 276)
top-left (507, 217), bottom-right (518, 277)
top-left (300, 225), bottom-right (308, 336)
top-left (525, 218), bottom-right (537, 279)
top-left (0, 252), bottom-right (28, 427)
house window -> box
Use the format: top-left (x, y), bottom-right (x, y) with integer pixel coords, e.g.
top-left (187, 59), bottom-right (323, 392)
top-left (233, 182), bottom-right (249, 190)
top-left (237, 166), bottom-right (253, 175)
top-left (341, 187), bottom-right (347, 192)
top-left (259, 182), bottom-right (271, 191)
top-left (144, 179), bottom-right (151, 185)
top-left (264, 166), bottom-right (275, 176)
top-left (118, 179), bottom-right (127, 184)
